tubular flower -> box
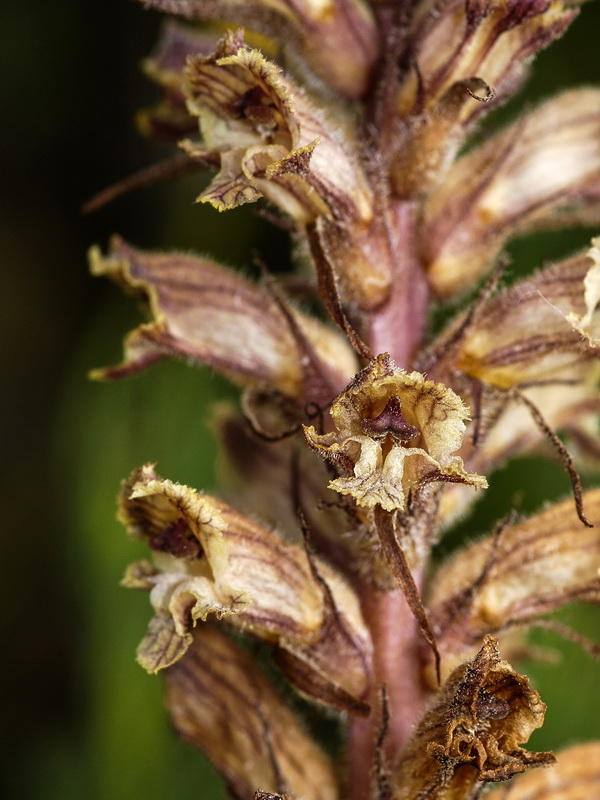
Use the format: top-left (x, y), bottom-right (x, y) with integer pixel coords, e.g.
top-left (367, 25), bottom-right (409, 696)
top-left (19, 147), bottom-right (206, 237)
top-left (428, 491), bottom-right (600, 675)
top-left (304, 353), bottom-right (487, 513)
top-left (91, 1), bottom-right (600, 799)
top-left (119, 465), bottom-right (372, 711)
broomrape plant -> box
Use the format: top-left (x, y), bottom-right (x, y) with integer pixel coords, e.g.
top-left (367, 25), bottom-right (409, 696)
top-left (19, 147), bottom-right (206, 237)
top-left (90, 1), bottom-right (600, 798)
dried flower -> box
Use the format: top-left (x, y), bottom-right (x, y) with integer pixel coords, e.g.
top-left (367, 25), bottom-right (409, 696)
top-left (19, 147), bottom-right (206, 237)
top-left (304, 353), bottom-right (486, 512)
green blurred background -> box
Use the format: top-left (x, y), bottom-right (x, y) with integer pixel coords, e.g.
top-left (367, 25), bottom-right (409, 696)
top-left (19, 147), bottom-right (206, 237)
top-left (2, 2), bottom-right (600, 798)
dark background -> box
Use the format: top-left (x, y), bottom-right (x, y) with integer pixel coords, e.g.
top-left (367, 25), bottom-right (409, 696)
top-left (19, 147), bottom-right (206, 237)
top-left (2, 2), bottom-right (600, 798)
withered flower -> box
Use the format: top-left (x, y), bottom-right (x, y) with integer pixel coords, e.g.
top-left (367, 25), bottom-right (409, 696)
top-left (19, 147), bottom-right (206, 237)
top-left (304, 353), bottom-right (486, 512)
top-left (90, 2), bottom-right (600, 800)
top-left (393, 637), bottom-right (554, 799)
top-left (119, 464), bottom-right (372, 712)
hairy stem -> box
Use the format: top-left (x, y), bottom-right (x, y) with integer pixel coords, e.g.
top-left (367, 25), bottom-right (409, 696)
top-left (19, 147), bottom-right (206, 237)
top-left (347, 581), bottom-right (429, 800)
top-left (368, 200), bottom-right (429, 367)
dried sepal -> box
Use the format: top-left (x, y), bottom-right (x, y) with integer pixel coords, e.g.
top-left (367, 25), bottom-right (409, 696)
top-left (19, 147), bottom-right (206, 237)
top-left (90, 236), bottom-right (356, 400)
top-left (485, 741), bottom-right (600, 799)
top-left (304, 354), bottom-right (486, 512)
top-left (424, 90), bottom-right (600, 296)
top-left (136, 0), bottom-right (379, 100)
top-left (164, 624), bottom-right (339, 800)
top-left (391, 77), bottom-right (495, 199)
top-left (393, 637), bottom-right (554, 800)
top-left (273, 558), bottom-right (373, 715)
top-left (182, 31), bottom-right (373, 225)
top-left (429, 491), bottom-right (600, 667)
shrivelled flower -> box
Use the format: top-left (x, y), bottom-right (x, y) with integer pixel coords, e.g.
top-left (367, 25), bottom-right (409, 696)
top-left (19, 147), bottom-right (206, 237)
top-left (485, 741), bottom-right (600, 799)
top-left (120, 465), bottom-right (373, 712)
top-left (304, 353), bottom-right (486, 512)
top-left (393, 637), bottom-right (554, 800)
top-left (136, 0), bottom-right (379, 100)
top-left (181, 30), bottom-right (372, 224)
top-left (165, 623), bottom-right (339, 800)
top-left (90, 236), bottom-right (356, 403)
top-left (423, 90), bottom-right (600, 296)
top-left (429, 490), bottom-right (600, 670)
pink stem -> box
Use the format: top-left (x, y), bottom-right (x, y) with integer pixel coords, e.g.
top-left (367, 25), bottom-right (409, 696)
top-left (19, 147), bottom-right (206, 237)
top-left (346, 582), bottom-right (429, 800)
top-left (347, 202), bottom-right (432, 799)
top-left (368, 200), bottom-right (429, 368)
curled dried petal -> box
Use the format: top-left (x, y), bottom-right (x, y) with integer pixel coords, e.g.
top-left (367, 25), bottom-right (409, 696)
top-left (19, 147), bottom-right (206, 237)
top-left (304, 354), bottom-right (486, 512)
top-left (393, 637), bottom-right (554, 799)
top-left (165, 624), bottom-right (339, 800)
top-left (120, 465), bottom-right (372, 712)
top-left (485, 742), bottom-right (600, 799)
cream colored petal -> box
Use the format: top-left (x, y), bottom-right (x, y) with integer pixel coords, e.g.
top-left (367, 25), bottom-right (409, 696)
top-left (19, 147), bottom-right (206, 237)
top-left (567, 237), bottom-right (600, 344)
top-left (430, 491), bottom-right (600, 663)
top-left (90, 236), bottom-right (356, 399)
top-left (424, 90), bottom-right (600, 296)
